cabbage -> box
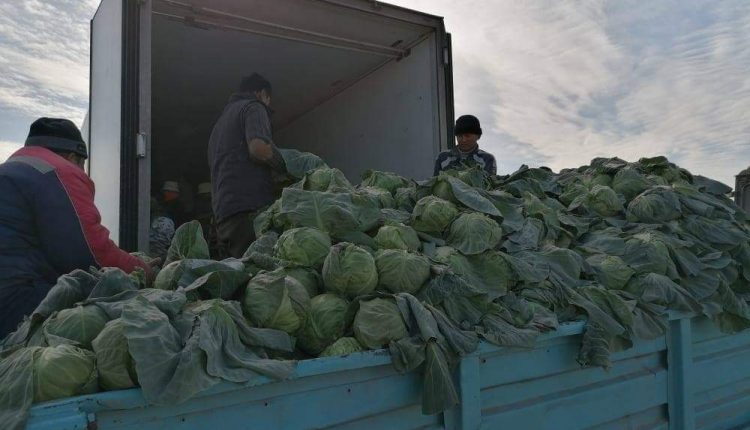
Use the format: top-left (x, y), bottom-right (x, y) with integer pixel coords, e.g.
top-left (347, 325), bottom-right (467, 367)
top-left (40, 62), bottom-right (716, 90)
top-left (432, 247), bottom-right (513, 299)
top-left (155, 259), bottom-right (245, 293)
top-left (375, 249), bottom-right (431, 294)
top-left (91, 319), bottom-right (138, 390)
top-left (254, 199), bottom-right (284, 237)
top-left (279, 148), bottom-right (328, 179)
top-left (43, 305), bottom-right (109, 348)
top-left (154, 260), bottom-right (184, 290)
top-left (374, 224), bottom-right (421, 252)
top-left (302, 167), bottom-right (353, 192)
top-left (432, 179), bottom-right (457, 203)
top-left (559, 183), bottom-right (588, 206)
top-left (394, 187), bottom-right (417, 211)
top-left (322, 243), bottom-right (378, 298)
top-left (34, 344), bottom-right (98, 403)
top-left (456, 166), bottom-right (490, 188)
top-left (621, 233), bottom-right (676, 277)
top-left (242, 272), bottom-right (311, 334)
top-left (271, 266), bottom-right (322, 297)
top-left (354, 186), bottom-right (395, 209)
top-left (320, 337), bottom-right (365, 357)
top-left (447, 213), bottom-right (503, 255)
top-left (353, 298), bottom-right (408, 349)
top-left (590, 173), bottom-right (612, 187)
top-left (411, 196), bottom-right (459, 234)
top-left (612, 167), bottom-right (651, 201)
top-left (626, 186), bottom-right (682, 223)
top-left (586, 254), bottom-right (635, 290)
top-left (274, 227), bottom-right (332, 268)
top-left (582, 185), bottom-right (623, 217)
top-left (164, 220), bottom-right (210, 265)
top-left (297, 294), bottom-right (350, 355)
top-left (361, 170), bottom-right (409, 193)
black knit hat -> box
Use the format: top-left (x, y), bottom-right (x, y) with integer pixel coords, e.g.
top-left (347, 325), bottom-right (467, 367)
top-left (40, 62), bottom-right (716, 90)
top-left (239, 73), bottom-right (272, 95)
top-left (455, 115), bottom-right (482, 136)
top-left (25, 118), bottom-right (88, 159)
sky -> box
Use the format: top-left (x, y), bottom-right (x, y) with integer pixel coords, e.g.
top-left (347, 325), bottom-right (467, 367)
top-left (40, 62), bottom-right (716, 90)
top-left (1, 0), bottom-right (749, 186)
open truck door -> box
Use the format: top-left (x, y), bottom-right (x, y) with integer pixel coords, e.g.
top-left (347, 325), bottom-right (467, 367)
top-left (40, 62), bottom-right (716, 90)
top-left (90, 0), bottom-right (452, 252)
top-left (89, 0), bottom-right (151, 251)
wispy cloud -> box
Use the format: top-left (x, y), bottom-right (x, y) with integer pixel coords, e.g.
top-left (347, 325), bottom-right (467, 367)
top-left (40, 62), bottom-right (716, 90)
top-left (0, 0), bottom-right (96, 122)
top-left (0, 140), bottom-right (22, 161)
top-left (389, 0), bottom-right (750, 186)
top-left (1, 0), bottom-right (749, 185)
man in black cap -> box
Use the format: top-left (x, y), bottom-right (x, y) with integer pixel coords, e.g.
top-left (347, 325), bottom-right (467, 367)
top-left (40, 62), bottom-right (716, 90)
top-left (434, 115), bottom-right (497, 176)
top-left (0, 118), bottom-right (152, 337)
top-left (208, 73), bottom-right (287, 258)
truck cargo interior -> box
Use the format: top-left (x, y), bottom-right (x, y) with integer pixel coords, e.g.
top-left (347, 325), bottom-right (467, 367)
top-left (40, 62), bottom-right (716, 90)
top-left (149, 0), bottom-right (451, 218)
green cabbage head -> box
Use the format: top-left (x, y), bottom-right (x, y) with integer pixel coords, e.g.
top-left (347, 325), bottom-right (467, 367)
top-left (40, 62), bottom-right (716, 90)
top-left (34, 344), bottom-right (98, 403)
top-left (374, 224), bottom-right (421, 252)
top-left (274, 227), bottom-right (332, 268)
top-left (584, 185), bottom-right (623, 217)
top-left (154, 260), bottom-right (185, 291)
top-left (394, 187), bottom-right (417, 211)
top-left (243, 271), bottom-right (311, 334)
top-left (612, 167), bottom-right (651, 201)
top-left (270, 266), bottom-right (322, 297)
top-left (411, 196), bottom-right (459, 234)
top-left (361, 170), bottom-right (409, 193)
top-left (43, 305), bottom-right (109, 348)
top-left (354, 186), bottom-right (395, 209)
top-left (432, 179), bottom-right (457, 203)
top-left (626, 186), bottom-right (682, 223)
top-left (322, 243), bottom-right (378, 298)
top-left (353, 298), bottom-right (408, 349)
top-left (447, 212), bottom-right (503, 255)
top-left (375, 249), bottom-right (431, 294)
top-left (297, 294), bottom-right (351, 355)
top-left (303, 167), bottom-right (353, 192)
top-left (92, 318), bottom-right (138, 390)
top-left (320, 337), bottom-right (365, 357)
top-left (586, 254), bottom-right (635, 290)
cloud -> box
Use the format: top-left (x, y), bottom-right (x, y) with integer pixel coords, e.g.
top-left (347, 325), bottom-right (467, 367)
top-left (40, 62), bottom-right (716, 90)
top-left (0, 0), bottom-right (96, 124)
top-left (0, 141), bottom-right (22, 163)
top-left (1, 0), bottom-right (749, 187)
top-left (387, 0), bottom-right (750, 186)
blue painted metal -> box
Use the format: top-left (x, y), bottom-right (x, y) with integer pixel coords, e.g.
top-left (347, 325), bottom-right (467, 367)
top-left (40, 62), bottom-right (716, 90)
top-left (26, 315), bottom-right (750, 430)
top-left (667, 318), bottom-right (695, 430)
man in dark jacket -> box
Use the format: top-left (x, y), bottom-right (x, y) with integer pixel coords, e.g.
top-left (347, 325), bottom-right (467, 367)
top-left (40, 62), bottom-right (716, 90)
top-left (208, 73), bottom-right (287, 258)
top-left (0, 118), bottom-right (152, 337)
top-left (434, 115), bottom-right (497, 176)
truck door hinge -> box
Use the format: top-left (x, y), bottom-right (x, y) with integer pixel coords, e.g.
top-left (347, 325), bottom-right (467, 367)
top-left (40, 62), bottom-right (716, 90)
top-left (136, 133), bottom-right (148, 159)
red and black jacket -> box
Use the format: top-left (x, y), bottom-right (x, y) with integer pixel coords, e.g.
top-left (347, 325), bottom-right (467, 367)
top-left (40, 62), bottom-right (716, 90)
top-left (0, 146), bottom-right (149, 336)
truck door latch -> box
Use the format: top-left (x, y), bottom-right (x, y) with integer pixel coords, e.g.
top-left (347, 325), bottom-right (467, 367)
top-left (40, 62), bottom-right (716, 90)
top-left (136, 133), bottom-right (148, 159)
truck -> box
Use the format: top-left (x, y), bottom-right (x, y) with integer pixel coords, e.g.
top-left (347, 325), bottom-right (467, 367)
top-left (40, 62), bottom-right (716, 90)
top-left (84, 0), bottom-right (454, 252)
top-left (24, 1), bottom-right (750, 429)
top-left (26, 313), bottom-right (750, 429)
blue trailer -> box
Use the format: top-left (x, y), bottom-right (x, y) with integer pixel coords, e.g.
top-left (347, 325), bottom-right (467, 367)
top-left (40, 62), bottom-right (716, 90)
top-left (26, 313), bottom-right (750, 430)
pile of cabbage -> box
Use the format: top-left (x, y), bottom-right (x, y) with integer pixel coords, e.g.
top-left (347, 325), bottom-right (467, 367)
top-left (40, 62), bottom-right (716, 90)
top-left (3, 150), bottom-right (750, 429)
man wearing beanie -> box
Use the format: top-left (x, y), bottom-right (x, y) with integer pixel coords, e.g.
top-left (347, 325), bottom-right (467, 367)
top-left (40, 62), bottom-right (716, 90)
top-left (208, 72), bottom-right (287, 258)
top-left (0, 118), bottom-right (153, 337)
top-left (434, 115), bottom-right (497, 176)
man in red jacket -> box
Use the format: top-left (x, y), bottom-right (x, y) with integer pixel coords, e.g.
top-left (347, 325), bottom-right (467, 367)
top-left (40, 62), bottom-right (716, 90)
top-left (0, 118), bottom-right (152, 337)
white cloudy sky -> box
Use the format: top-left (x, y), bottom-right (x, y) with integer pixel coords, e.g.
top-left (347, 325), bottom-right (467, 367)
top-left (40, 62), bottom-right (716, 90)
top-left (1, 0), bottom-right (749, 186)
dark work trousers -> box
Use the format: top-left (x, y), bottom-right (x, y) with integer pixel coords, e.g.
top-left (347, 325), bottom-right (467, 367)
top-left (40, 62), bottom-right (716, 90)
top-left (216, 211), bottom-right (256, 259)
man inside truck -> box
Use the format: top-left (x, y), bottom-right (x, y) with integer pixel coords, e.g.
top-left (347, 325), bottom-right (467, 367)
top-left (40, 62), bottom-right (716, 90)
top-left (208, 73), bottom-right (287, 258)
top-left (434, 115), bottom-right (497, 176)
top-left (0, 118), bottom-right (154, 337)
